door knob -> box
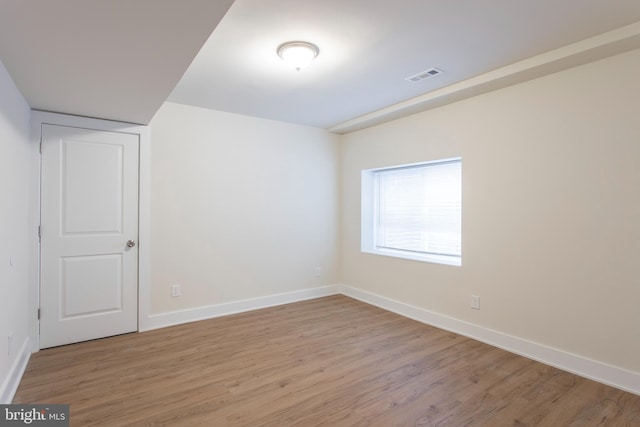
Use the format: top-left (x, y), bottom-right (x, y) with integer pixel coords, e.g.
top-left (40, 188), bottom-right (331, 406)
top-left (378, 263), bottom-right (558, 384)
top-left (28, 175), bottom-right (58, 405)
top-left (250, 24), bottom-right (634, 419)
top-left (127, 240), bottom-right (136, 248)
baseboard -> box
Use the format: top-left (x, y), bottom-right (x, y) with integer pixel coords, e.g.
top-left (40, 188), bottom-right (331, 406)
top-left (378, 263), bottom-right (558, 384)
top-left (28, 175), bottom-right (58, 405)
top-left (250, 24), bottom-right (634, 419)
top-left (10, 284), bottom-right (638, 400)
top-left (0, 338), bottom-right (31, 404)
top-left (339, 284), bottom-right (640, 396)
top-left (141, 285), bottom-right (340, 332)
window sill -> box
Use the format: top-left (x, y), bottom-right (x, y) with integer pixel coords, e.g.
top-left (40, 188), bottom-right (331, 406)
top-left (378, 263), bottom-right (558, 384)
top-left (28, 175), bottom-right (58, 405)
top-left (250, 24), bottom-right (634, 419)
top-left (362, 247), bottom-right (461, 267)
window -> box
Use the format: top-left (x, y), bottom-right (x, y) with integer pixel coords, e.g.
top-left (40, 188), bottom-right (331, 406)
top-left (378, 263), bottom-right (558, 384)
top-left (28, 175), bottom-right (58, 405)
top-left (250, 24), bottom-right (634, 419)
top-left (361, 158), bottom-right (461, 266)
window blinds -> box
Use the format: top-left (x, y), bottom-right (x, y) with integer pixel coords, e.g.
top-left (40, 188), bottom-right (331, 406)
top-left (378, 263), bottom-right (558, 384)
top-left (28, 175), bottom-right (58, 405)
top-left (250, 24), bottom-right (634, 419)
top-left (375, 160), bottom-right (461, 257)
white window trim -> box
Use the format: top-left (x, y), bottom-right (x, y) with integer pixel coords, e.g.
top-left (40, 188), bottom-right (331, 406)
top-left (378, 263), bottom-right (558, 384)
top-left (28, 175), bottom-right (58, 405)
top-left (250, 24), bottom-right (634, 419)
top-left (361, 158), bottom-right (462, 267)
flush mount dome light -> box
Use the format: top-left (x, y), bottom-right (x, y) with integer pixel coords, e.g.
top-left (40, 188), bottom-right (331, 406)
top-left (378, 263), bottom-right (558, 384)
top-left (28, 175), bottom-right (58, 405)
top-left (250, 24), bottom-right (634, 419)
top-left (277, 41), bottom-right (319, 71)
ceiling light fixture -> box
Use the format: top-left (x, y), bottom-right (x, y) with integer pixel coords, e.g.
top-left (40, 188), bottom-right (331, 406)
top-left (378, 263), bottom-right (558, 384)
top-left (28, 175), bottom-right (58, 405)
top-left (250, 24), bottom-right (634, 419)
top-left (277, 41), bottom-right (319, 72)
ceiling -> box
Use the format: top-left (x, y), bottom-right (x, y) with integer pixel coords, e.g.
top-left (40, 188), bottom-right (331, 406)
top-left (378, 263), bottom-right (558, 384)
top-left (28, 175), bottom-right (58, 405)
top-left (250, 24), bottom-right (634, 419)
top-left (1, 1), bottom-right (640, 131)
top-left (0, 0), bottom-right (234, 124)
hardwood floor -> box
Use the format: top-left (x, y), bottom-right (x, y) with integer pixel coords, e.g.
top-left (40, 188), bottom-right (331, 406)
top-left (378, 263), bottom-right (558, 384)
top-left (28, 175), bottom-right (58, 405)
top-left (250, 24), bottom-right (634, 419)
top-left (13, 295), bottom-right (640, 426)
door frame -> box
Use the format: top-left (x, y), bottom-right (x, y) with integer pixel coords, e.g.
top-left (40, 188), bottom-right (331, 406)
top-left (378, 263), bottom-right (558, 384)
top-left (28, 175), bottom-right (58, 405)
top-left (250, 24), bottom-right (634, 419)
top-left (30, 111), bottom-right (151, 351)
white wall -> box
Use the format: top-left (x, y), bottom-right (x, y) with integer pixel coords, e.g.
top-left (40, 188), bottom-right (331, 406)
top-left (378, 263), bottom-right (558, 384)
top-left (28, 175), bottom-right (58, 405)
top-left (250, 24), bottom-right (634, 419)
top-left (149, 102), bottom-right (340, 314)
top-left (341, 49), bottom-right (640, 374)
top-left (0, 59), bottom-right (34, 402)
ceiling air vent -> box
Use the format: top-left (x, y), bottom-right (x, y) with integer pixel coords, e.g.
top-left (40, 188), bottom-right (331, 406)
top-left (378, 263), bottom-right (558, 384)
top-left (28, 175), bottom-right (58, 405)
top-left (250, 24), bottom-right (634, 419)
top-left (404, 67), bottom-right (443, 83)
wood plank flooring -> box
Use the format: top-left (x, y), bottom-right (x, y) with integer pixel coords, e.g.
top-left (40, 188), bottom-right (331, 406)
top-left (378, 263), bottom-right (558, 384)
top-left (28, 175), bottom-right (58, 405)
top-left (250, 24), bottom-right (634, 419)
top-left (13, 295), bottom-right (640, 426)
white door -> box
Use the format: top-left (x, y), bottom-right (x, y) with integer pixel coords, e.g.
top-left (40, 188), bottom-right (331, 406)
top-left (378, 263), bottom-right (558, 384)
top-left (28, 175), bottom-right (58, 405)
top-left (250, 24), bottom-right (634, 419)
top-left (40, 124), bottom-right (139, 348)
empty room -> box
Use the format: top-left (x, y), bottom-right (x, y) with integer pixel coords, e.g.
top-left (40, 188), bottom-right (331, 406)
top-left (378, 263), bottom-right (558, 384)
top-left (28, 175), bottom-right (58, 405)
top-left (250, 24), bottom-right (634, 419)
top-left (1, 0), bottom-right (639, 425)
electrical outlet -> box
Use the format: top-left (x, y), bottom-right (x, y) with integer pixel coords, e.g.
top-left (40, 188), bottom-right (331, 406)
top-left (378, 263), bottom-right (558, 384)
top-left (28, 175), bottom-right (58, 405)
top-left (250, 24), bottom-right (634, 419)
top-left (315, 267), bottom-right (322, 278)
top-left (171, 284), bottom-right (182, 297)
top-left (8, 333), bottom-right (13, 356)
top-left (471, 295), bottom-right (480, 310)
